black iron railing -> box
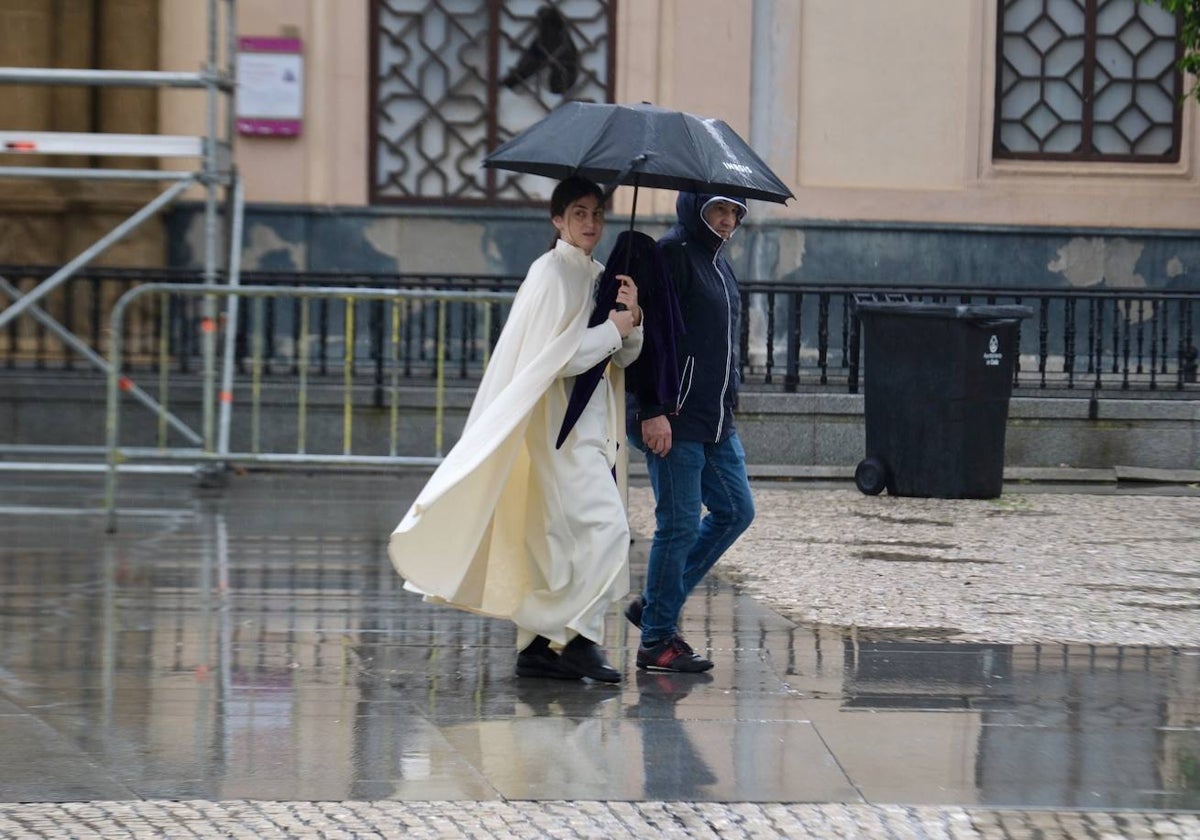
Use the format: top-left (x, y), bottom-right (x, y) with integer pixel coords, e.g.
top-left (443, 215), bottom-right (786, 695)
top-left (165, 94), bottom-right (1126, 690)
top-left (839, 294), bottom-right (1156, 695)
top-left (2, 266), bottom-right (1198, 394)
top-left (738, 283), bottom-right (1200, 393)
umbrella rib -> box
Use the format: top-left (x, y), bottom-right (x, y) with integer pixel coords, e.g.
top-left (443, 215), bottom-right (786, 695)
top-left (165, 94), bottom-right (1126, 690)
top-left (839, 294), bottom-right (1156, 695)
top-left (678, 115), bottom-right (710, 196)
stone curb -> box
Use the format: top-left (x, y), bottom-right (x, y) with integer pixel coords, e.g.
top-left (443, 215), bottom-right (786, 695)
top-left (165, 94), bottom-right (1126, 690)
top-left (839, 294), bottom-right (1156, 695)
top-left (0, 801), bottom-right (1197, 839)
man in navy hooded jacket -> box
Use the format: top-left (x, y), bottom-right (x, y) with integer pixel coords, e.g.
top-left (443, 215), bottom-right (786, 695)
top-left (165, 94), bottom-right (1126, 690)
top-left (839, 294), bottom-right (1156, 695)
top-left (626, 192), bottom-right (756, 673)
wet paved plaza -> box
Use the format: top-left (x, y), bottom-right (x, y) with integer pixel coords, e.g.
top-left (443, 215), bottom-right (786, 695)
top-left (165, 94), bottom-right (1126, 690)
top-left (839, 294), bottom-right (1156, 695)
top-left (0, 472), bottom-right (1198, 837)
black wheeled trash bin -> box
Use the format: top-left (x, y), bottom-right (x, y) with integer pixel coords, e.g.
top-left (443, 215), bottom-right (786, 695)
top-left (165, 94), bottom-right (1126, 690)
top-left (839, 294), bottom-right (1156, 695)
top-left (854, 301), bottom-right (1031, 499)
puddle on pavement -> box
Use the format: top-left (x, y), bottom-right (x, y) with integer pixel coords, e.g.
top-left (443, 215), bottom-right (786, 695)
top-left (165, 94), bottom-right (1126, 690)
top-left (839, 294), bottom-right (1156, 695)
top-left (1085, 584), bottom-right (1200, 595)
top-left (850, 511), bottom-right (956, 527)
top-left (0, 474), bottom-right (1198, 808)
top-left (835, 625), bottom-right (968, 641)
top-left (982, 510), bottom-right (1061, 517)
top-left (846, 540), bottom-right (959, 550)
top-left (1132, 569), bottom-right (1200, 579)
top-left (855, 551), bottom-right (1001, 564)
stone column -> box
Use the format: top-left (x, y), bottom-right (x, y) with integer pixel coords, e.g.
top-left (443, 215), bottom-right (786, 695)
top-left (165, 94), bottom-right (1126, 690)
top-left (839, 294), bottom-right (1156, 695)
top-left (52, 0), bottom-right (98, 164)
top-left (748, 0), bottom-right (802, 283)
top-left (0, 0), bottom-right (61, 263)
top-left (72, 0), bottom-right (164, 267)
top-left (0, 0), bottom-right (165, 267)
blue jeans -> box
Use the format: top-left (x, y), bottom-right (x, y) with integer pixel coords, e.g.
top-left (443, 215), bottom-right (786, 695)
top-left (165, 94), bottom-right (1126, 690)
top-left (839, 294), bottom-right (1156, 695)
top-left (628, 427), bottom-right (755, 644)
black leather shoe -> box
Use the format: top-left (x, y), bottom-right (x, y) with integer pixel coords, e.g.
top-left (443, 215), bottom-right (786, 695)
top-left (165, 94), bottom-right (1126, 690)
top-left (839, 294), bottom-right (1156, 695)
top-left (623, 595), bottom-right (644, 629)
top-left (515, 635), bottom-right (580, 680)
top-left (557, 635), bottom-right (621, 683)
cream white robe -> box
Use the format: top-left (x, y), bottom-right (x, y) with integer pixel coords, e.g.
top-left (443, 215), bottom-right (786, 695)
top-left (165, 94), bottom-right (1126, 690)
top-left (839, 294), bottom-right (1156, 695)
top-left (388, 238), bottom-right (643, 648)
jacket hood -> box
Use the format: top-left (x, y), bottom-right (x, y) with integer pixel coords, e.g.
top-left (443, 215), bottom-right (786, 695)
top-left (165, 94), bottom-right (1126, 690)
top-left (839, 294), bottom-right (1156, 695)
top-left (675, 193), bottom-right (748, 252)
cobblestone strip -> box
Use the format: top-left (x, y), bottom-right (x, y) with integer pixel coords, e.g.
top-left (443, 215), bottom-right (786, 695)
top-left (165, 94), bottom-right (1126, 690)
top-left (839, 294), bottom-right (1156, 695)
top-left (0, 802), bottom-right (1197, 838)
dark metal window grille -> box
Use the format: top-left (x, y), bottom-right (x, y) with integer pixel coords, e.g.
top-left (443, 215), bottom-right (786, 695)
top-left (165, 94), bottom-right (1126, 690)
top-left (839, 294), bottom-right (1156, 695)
top-left (370, 0), bottom-right (616, 204)
top-left (994, 0), bottom-right (1182, 162)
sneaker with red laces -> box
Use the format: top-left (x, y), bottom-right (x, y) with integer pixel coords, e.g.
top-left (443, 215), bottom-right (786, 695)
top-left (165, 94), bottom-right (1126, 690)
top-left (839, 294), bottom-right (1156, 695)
top-left (636, 635), bottom-right (714, 672)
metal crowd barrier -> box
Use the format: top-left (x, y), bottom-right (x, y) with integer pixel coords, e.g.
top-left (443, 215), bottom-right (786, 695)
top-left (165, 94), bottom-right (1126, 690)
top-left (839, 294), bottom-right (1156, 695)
top-left (103, 283), bottom-right (514, 531)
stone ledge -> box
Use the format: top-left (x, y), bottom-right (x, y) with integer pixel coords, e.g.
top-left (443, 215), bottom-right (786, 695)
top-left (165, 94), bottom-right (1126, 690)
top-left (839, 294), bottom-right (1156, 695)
top-left (4, 375), bottom-right (1200, 471)
top-left (1114, 465), bottom-right (1200, 484)
top-left (629, 463), bottom-right (1131, 484)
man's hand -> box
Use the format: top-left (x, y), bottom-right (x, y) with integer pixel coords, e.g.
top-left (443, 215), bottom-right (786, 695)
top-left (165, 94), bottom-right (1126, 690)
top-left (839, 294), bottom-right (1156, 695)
top-left (641, 415), bottom-right (672, 457)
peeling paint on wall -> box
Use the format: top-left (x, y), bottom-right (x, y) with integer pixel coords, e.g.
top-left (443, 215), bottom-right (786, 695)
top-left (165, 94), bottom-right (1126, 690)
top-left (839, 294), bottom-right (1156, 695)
top-left (244, 224), bottom-right (307, 271)
top-left (167, 206), bottom-right (1200, 296)
top-left (746, 229), bottom-right (807, 280)
top-left (784, 230), bottom-right (806, 276)
top-left (742, 230), bottom-right (807, 368)
top-left (364, 218), bottom-right (491, 274)
top-left (181, 219), bottom-right (204, 271)
top-left (1047, 237), bottom-right (1146, 290)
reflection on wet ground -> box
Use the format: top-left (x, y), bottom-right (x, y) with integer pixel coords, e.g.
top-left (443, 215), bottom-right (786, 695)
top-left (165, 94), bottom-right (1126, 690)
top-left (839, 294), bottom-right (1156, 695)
top-left (0, 473), bottom-right (1197, 810)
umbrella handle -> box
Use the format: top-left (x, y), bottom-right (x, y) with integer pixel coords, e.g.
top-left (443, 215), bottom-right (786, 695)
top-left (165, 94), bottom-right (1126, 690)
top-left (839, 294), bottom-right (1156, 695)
top-left (615, 179), bottom-right (639, 310)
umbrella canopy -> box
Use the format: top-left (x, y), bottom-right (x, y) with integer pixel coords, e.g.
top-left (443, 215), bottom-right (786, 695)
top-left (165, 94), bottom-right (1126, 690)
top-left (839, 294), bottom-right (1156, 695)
top-left (483, 101), bottom-right (793, 204)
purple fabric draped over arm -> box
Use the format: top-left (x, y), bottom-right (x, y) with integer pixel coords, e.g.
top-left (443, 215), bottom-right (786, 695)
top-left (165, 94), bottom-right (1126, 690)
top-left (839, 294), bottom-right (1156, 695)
top-left (556, 230), bottom-right (682, 449)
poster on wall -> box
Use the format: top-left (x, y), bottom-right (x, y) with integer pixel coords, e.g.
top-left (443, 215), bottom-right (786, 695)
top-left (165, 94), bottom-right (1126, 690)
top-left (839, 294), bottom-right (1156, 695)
top-left (235, 37), bottom-right (304, 137)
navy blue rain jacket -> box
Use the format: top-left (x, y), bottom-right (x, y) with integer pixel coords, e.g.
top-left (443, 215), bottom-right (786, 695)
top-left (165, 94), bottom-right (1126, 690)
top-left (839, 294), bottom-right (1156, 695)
top-left (637, 192), bottom-right (744, 443)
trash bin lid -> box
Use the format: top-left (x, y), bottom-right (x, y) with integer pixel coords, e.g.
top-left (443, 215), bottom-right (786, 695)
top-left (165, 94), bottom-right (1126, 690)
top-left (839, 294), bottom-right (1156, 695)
top-left (856, 301), bottom-right (1032, 320)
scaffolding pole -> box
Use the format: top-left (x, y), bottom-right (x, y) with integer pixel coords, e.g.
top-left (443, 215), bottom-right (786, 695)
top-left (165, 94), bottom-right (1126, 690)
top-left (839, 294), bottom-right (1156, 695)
top-left (0, 166), bottom-right (197, 181)
top-left (217, 174), bottom-right (246, 457)
top-left (201, 0), bottom-right (223, 453)
top-left (0, 67), bottom-right (231, 89)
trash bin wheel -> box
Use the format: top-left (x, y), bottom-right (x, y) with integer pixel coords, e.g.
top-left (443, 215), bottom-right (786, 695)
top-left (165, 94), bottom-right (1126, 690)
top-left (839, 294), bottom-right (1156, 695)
top-left (855, 457), bottom-right (889, 496)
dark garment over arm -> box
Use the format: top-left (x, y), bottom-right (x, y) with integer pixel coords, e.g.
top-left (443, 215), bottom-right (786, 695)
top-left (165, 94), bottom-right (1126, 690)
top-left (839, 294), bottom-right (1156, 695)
top-left (556, 230), bottom-right (683, 449)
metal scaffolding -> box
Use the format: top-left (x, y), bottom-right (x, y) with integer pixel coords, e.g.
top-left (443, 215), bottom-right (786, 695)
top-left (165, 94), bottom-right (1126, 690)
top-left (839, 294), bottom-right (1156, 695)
top-left (0, 0), bottom-right (244, 467)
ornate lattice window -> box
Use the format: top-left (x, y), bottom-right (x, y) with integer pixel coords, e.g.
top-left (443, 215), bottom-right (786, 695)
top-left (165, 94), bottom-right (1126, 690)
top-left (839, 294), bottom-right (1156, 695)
top-left (371, 0), bottom-right (616, 204)
top-left (994, 0), bottom-right (1182, 162)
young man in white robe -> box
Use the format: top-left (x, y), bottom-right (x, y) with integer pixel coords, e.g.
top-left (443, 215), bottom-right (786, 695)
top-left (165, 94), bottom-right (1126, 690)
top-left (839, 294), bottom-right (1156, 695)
top-left (389, 176), bottom-right (642, 682)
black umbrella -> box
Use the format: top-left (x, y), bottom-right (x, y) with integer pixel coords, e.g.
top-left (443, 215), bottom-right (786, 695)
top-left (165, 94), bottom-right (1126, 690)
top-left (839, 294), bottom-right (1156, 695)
top-left (485, 102), bottom-right (793, 449)
top-left (482, 101), bottom-right (794, 226)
